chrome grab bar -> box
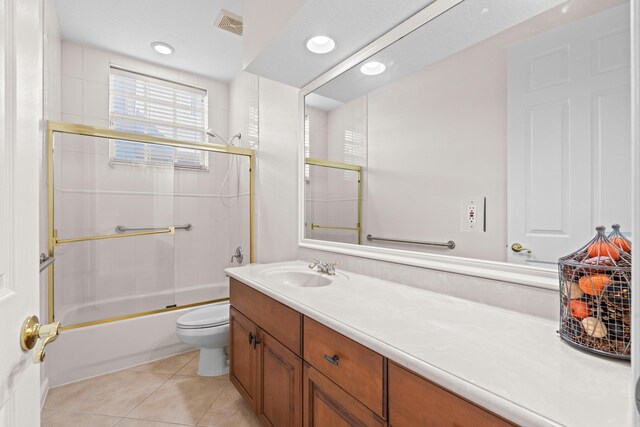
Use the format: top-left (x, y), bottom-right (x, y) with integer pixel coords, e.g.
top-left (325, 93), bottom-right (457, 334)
top-left (116, 224), bottom-right (192, 233)
top-left (366, 234), bottom-right (455, 249)
top-left (39, 253), bottom-right (55, 273)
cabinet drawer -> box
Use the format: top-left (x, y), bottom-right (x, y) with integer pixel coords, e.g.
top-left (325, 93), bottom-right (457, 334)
top-left (303, 317), bottom-right (385, 418)
top-left (230, 278), bottom-right (302, 355)
top-left (388, 362), bottom-right (514, 426)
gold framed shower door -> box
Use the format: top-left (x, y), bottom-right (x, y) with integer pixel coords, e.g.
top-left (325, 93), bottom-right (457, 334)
top-left (47, 121), bottom-right (255, 329)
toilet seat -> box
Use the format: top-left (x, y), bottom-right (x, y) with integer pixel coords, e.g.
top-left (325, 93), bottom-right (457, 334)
top-left (176, 302), bottom-right (230, 329)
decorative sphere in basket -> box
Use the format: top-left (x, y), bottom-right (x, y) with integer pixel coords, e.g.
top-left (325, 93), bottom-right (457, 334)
top-left (558, 225), bottom-right (631, 359)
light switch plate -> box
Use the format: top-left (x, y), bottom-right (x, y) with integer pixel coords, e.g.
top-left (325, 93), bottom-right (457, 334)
top-left (460, 197), bottom-right (486, 232)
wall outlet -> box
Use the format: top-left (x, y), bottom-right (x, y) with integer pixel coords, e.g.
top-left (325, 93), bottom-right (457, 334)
top-left (460, 197), bottom-right (486, 232)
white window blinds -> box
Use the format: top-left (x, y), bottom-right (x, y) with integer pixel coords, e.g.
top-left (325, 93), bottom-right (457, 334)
top-left (109, 67), bottom-right (209, 170)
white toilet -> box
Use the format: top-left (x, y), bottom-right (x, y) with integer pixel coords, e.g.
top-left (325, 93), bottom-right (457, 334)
top-left (175, 302), bottom-right (230, 376)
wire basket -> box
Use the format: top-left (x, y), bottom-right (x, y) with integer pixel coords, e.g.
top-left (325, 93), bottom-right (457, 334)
top-left (558, 226), bottom-right (632, 359)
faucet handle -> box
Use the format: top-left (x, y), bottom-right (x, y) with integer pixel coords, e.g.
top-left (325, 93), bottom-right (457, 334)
top-left (326, 261), bottom-right (339, 274)
top-left (309, 259), bottom-right (321, 269)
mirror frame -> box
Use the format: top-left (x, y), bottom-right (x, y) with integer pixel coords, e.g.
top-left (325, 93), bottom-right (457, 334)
top-left (298, 0), bottom-right (639, 290)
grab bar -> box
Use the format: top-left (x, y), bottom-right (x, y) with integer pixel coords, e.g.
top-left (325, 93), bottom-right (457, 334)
top-left (39, 254), bottom-right (55, 273)
top-left (311, 223), bottom-right (360, 232)
top-left (54, 227), bottom-right (176, 246)
top-left (366, 234), bottom-right (455, 249)
top-left (116, 224), bottom-right (192, 233)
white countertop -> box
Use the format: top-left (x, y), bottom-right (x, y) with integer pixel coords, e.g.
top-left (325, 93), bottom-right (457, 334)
top-left (225, 260), bottom-right (631, 427)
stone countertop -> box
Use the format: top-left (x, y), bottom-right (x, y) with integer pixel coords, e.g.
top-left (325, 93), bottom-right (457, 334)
top-left (225, 260), bottom-right (630, 427)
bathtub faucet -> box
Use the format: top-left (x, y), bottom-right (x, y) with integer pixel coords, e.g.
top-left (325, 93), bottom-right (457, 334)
top-left (231, 247), bottom-right (244, 264)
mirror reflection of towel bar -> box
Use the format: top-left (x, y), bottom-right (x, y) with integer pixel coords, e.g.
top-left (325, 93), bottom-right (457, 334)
top-left (116, 224), bottom-right (192, 233)
top-left (366, 234), bottom-right (455, 249)
top-left (311, 223), bottom-right (360, 232)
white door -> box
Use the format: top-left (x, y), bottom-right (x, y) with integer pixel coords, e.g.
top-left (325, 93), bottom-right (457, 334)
top-left (507, 4), bottom-right (631, 266)
top-left (0, 0), bottom-right (45, 425)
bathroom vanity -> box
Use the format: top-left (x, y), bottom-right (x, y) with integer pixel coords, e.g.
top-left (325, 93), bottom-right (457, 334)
top-left (226, 261), bottom-right (629, 427)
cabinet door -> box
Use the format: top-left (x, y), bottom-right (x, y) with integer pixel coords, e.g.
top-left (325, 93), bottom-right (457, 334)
top-left (303, 364), bottom-right (386, 427)
top-left (388, 362), bottom-right (514, 427)
top-left (230, 307), bottom-right (259, 412)
top-left (258, 331), bottom-right (303, 427)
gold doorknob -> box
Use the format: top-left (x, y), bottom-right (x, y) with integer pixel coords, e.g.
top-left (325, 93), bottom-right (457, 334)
top-left (20, 315), bottom-right (61, 363)
top-left (511, 243), bottom-right (532, 254)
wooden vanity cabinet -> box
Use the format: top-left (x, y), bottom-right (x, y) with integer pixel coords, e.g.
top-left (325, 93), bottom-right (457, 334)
top-left (230, 279), bottom-right (303, 427)
top-left (230, 277), bottom-right (515, 427)
top-left (388, 362), bottom-right (514, 427)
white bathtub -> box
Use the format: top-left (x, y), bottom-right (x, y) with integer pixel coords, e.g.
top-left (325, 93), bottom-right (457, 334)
top-left (56, 282), bottom-right (229, 326)
top-left (47, 281), bottom-right (229, 387)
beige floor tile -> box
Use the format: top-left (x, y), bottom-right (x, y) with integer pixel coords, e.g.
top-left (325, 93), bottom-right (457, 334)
top-left (197, 384), bottom-right (260, 427)
top-left (127, 351), bottom-right (198, 375)
top-left (44, 370), bottom-right (172, 417)
top-left (127, 375), bottom-right (227, 425)
top-left (175, 354), bottom-right (228, 379)
top-left (42, 410), bottom-right (121, 427)
top-left (115, 418), bottom-right (191, 426)
top-left (175, 356), bottom-right (199, 376)
top-left (40, 408), bottom-right (56, 421)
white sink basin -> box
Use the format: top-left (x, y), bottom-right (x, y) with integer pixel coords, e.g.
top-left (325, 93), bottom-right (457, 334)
top-left (259, 270), bottom-right (332, 287)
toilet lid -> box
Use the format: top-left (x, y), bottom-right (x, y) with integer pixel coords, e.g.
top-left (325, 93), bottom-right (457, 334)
top-left (176, 302), bottom-right (230, 329)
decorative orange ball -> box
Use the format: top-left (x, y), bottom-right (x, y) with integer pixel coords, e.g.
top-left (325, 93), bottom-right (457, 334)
top-left (578, 274), bottom-right (611, 296)
top-left (611, 237), bottom-right (631, 253)
top-left (587, 241), bottom-right (620, 260)
top-left (569, 300), bottom-right (590, 319)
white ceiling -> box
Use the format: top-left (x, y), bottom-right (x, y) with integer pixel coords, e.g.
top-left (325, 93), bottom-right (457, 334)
top-left (244, 0), bottom-right (438, 88)
top-left (53, 0), bottom-right (244, 82)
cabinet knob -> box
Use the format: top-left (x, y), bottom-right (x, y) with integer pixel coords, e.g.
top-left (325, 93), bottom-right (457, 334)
top-left (323, 354), bottom-right (340, 366)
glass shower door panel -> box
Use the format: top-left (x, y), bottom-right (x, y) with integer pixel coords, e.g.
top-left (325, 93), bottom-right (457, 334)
top-left (174, 151), bottom-right (250, 306)
top-left (53, 133), bottom-right (177, 326)
top-left (305, 164), bottom-right (360, 245)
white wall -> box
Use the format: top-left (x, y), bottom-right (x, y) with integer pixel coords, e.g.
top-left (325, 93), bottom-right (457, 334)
top-left (255, 77), bottom-right (300, 263)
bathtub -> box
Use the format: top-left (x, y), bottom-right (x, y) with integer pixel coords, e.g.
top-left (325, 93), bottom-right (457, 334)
top-left (56, 282), bottom-right (229, 326)
top-left (47, 281), bottom-right (229, 388)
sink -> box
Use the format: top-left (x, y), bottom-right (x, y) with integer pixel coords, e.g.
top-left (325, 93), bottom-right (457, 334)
top-left (259, 270), bottom-right (332, 287)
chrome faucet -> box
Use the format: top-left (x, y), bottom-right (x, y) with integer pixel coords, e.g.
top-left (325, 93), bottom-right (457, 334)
top-left (230, 247), bottom-right (244, 264)
top-left (308, 259), bottom-right (338, 275)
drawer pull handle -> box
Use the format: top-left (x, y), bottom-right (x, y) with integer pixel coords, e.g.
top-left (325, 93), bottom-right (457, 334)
top-left (248, 332), bottom-right (255, 346)
top-left (323, 354), bottom-right (340, 366)
top-left (253, 337), bottom-right (261, 349)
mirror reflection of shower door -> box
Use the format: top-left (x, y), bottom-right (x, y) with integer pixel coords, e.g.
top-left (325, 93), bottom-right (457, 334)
top-left (507, 4), bottom-right (631, 266)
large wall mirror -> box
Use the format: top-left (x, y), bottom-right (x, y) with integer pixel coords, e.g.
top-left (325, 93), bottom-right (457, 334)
top-left (300, 0), bottom-right (632, 282)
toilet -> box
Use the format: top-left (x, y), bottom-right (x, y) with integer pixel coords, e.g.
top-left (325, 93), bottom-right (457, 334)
top-left (175, 302), bottom-right (230, 376)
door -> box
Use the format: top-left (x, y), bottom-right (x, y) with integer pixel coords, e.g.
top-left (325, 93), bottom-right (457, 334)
top-left (258, 331), bottom-right (302, 427)
top-left (0, 0), bottom-right (44, 425)
top-left (229, 308), bottom-right (259, 412)
top-left (507, 4), bottom-right (631, 266)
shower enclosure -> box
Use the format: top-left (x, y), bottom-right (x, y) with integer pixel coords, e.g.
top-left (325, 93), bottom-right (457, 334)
top-left (46, 121), bottom-right (254, 329)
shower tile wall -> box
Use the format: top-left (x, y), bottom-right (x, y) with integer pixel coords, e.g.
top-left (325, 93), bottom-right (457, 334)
top-left (55, 42), bottom-right (249, 324)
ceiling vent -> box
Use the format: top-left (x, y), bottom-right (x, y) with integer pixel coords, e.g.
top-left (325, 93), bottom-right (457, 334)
top-left (215, 10), bottom-right (243, 36)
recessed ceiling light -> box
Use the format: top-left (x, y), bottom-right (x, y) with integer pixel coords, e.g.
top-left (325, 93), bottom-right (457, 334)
top-left (151, 42), bottom-right (174, 55)
top-left (306, 36), bottom-right (335, 54)
top-left (360, 61), bottom-right (386, 76)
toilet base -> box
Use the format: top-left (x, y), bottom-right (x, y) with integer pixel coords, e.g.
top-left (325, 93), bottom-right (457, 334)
top-left (197, 347), bottom-right (228, 377)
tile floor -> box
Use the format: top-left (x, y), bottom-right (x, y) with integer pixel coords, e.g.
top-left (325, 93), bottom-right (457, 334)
top-left (42, 350), bottom-right (261, 427)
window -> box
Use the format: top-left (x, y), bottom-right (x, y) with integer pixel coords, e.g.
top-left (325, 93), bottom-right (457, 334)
top-left (109, 67), bottom-right (209, 170)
